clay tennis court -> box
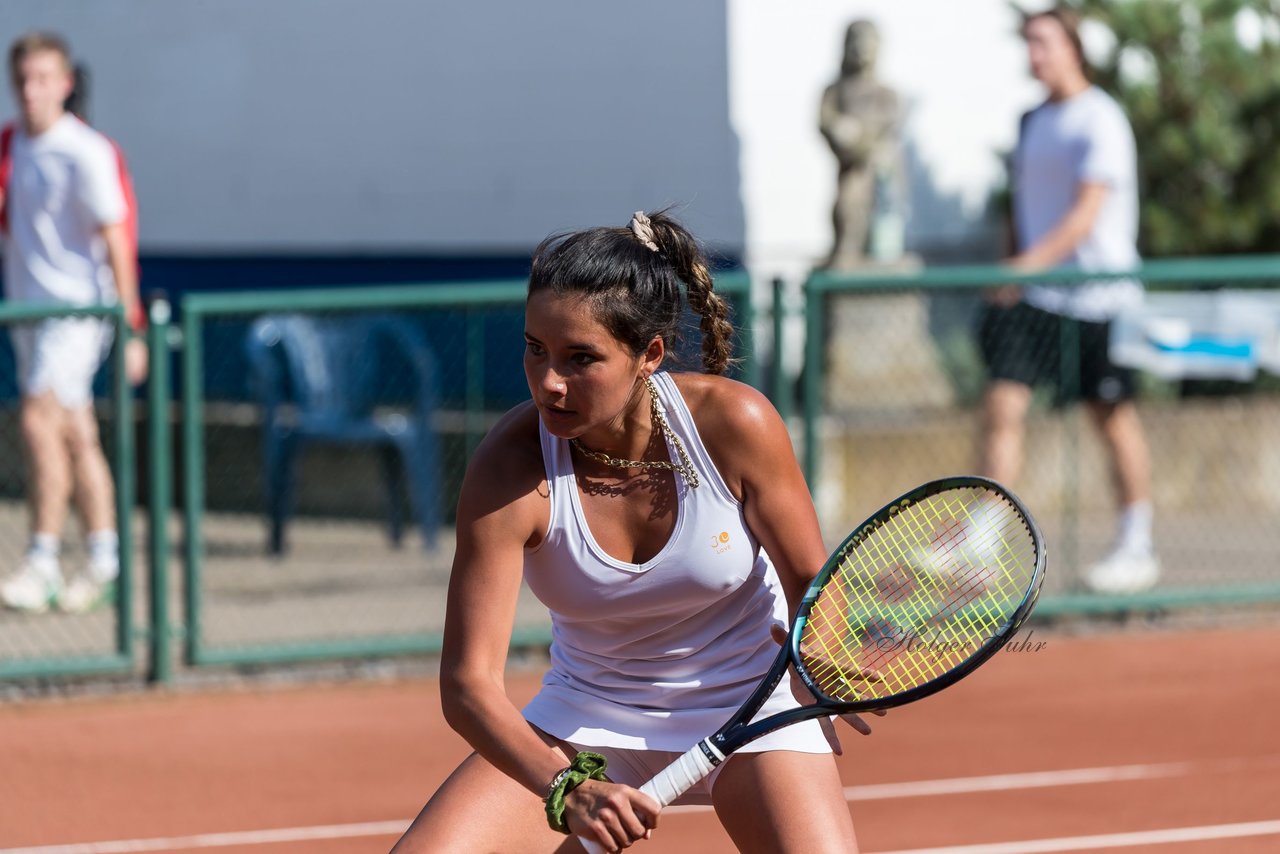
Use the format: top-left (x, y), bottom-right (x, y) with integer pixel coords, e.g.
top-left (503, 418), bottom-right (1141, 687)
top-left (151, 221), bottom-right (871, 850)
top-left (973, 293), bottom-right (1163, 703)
top-left (2, 618), bottom-right (1277, 853)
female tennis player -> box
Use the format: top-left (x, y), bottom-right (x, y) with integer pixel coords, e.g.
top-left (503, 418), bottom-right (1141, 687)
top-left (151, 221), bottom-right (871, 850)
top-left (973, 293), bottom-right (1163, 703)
top-left (391, 211), bottom-right (874, 853)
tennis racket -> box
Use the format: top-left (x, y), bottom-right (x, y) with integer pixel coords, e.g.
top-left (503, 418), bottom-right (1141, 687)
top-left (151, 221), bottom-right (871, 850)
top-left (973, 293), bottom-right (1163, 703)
top-left (578, 475), bottom-right (1045, 853)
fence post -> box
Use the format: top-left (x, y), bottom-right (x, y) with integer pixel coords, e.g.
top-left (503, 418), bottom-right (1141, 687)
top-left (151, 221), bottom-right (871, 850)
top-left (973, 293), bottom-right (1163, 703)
top-left (802, 276), bottom-right (823, 484)
top-left (112, 305), bottom-right (136, 659)
top-left (465, 309), bottom-right (485, 460)
top-left (1060, 315), bottom-right (1081, 583)
top-left (771, 278), bottom-right (790, 420)
top-left (740, 284), bottom-right (761, 392)
top-left (181, 301), bottom-right (205, 665)
top-left (147, 296), bottom-right (174, 684)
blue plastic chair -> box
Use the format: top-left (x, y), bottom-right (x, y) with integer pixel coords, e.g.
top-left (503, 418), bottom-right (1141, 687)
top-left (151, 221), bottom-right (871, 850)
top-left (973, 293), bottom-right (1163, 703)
top-left (245, 313), bottom-right (442, 554)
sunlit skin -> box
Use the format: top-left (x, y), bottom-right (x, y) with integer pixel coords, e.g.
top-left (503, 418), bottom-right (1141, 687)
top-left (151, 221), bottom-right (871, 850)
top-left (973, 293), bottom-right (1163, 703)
top-left (393, 288), bottom-right (877, 852)
top-left (11, 49), bottom-right (73, 136)
top-left (523, 289), bottom-right (664, 461)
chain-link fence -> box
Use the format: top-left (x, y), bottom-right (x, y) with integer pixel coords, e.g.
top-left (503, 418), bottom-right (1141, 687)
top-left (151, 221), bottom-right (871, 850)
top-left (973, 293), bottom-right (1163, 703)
top-left (799, 258), bottom-right (1280, 613)
top-left (0, 303), bottom-right (137, 679)
top-left (173, 276), bottom-right (756, 671)
top-left (6, 260), bottom-right (1278, 684)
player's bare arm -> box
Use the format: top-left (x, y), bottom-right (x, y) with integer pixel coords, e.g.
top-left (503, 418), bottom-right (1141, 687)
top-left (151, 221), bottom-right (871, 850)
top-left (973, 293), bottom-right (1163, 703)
top-left (443, 401), bottom-right (660, 845)
top-left (441, 403), bottom-right (669, 829)
top-left (100, 221), bottom-right (147, 383)
top-left (437, 402), bottom-right (571, 795)
top-left (1008, 181), bottom-right (1109, 272)
top-left (100, 222), bottom-right (140, 316)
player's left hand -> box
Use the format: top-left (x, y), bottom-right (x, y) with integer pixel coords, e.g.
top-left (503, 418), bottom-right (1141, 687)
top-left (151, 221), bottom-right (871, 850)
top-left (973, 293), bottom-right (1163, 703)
top-left (769, 623), bottom-right (886, 755)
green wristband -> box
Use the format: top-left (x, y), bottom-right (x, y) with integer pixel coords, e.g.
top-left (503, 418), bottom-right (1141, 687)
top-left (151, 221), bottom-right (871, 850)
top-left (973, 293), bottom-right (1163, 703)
top-left (544, 751), bottom-right (611, 834)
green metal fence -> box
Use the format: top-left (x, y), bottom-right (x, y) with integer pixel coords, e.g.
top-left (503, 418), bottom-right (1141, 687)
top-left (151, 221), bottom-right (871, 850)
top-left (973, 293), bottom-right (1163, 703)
top-left (0, 303), bottom-right (136, 680)
top-left (5, 259), bottom-right (1280, 685)
top-left (176, 281), bottom-right (526, 669)
top-left (799, 256), bottom-right (1280, 616)
top-left (167, 274), bottom-right (755, 672)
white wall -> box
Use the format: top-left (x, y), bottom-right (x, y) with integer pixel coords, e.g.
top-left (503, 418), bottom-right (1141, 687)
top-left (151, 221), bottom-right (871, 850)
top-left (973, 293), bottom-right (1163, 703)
top-left (728, 0), bottom-right (1044, 278)
top-left (1, 1), bottom-right (1047, 268)
top-left (0, 0), bottom-right (743, 253)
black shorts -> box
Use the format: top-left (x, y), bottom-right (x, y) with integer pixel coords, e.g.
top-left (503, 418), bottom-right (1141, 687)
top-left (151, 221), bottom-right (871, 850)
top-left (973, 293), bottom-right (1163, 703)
top-left (978, 301), bottom-right (1137, 406)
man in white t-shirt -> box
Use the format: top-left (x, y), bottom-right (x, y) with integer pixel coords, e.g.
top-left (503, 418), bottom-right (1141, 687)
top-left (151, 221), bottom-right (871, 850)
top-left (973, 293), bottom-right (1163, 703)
top-left (0, 33), bottom-right (147, 614)
top-left (977, 7), bottom-right (1158, 593)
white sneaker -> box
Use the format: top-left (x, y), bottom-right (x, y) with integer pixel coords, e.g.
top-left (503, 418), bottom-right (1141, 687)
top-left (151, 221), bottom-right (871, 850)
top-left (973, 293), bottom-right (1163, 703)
top-left (59, 573), bottom-right (117, 614)
top-left (1084, 548), bottom-right (1160, 594)
top-left (0, 554), bottom-right (63, 613)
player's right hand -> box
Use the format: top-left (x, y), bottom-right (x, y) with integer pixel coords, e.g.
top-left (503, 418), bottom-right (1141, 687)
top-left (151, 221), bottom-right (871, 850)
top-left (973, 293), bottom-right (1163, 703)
top-left (565, 779), bottom-right (659, 851)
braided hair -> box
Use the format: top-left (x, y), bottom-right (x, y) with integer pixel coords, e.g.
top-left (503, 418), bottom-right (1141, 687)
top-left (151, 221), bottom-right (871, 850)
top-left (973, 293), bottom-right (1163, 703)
top-left (527, 209), bottom-right (734, 374)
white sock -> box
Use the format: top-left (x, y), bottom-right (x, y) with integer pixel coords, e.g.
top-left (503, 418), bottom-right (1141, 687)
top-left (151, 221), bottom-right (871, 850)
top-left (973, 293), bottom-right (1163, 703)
top-left (28, 533), bottom-right (60, 558)
top-left (25, 534), bottom-right (61, 578)
top-left (86, 530), bottom-right (119, 581)
top-left (1116, 501), bottom-right (1153, 555)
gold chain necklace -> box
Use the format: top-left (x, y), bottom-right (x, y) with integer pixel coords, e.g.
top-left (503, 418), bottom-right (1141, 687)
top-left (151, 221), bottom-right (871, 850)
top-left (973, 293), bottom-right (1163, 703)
top-left (570, 376), bottom-right (701, 489)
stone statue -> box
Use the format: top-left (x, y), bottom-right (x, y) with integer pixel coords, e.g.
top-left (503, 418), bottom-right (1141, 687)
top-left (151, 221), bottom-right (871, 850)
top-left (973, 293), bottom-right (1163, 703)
top-left (817, 21), bottom-right (949, 416)
top-left (820, 20), bottom-right (902, 269)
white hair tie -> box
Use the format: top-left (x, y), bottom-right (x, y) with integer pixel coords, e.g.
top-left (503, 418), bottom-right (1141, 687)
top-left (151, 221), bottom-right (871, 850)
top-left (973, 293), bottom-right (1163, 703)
top-left (629, 211), bottom-right (660, 252)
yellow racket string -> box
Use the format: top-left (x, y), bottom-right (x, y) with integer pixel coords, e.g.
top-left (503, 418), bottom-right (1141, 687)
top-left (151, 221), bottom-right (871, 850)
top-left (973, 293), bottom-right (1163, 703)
top-left (800, 487), bottom-right (1036, 703)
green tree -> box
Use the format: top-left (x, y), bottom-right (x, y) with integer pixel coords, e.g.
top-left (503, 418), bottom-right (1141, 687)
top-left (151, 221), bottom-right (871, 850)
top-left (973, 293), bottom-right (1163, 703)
top-left (1071, 0), bottom-right (1280, 256)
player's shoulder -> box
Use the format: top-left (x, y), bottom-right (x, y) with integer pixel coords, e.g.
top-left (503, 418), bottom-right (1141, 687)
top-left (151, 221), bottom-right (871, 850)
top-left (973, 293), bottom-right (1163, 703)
top-left (469, 400), bottom-right (544, 478)
top-left (454, 399), bottom-right (549, 528)
top-left (668, 371), bottom-right (779, 440)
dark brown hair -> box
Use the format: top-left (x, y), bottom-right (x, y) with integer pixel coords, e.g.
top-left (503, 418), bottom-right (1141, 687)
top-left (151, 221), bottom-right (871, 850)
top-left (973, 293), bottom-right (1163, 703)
top-left (527, 210), bottom-right (734, 375)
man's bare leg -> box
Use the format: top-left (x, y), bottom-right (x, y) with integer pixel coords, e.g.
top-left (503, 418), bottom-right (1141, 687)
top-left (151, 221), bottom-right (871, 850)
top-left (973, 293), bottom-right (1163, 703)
top-left (1083, 400), bottom-right (1158, 592)
top-left (68, 406), bottom-right (115, 529)
top-left (978, 380), bottom-right (1034, 485)
top-left (67, 405), bottom-right (120, 590)
top-left (22, 391), bottom-right (74, 541)
top-left (1087, 400), bottom-right (1151, 508)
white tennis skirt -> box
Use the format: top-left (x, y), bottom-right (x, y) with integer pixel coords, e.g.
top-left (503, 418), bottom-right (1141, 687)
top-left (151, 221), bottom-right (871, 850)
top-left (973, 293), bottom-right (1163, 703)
top-left (560, 717), bottom-right (832, 807)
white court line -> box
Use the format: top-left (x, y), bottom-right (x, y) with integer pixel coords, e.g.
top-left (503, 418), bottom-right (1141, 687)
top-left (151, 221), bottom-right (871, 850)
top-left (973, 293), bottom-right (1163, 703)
top-left (842, 760), bottom-right (1195, 801)
top-left (879, 819), bottom-right (1280, 854)
top-left (1, 758), bottom-right (1275, 854)
top-left (0, 822), bottom-right (409, 854)
top-left (6, 818), bottom-right (1280, 854)
top-left (664, 759), bottom-right (1200, 814)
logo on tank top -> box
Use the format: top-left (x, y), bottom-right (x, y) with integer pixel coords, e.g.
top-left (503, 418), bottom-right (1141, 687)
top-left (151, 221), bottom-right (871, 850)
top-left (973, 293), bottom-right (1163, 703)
top-left (709, 531), bottom-right (732, 554)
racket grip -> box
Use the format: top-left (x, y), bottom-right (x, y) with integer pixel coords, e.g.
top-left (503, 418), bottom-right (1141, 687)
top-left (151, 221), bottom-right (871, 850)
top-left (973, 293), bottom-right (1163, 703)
top-left (639, 739), bottom-right (724, 806)
top-left (577, 739), bottom-right (724, 854)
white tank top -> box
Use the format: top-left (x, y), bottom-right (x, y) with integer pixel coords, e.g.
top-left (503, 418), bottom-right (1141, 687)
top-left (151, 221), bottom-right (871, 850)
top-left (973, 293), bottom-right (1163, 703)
top-left (521, 372), bottom-right (813, 750)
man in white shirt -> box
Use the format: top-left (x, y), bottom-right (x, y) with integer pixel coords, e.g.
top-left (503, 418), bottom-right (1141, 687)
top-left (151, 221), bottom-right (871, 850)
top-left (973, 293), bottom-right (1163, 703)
top-left (0, 33), bottom-right (146, 613)
top-left (977, 8), bottom-right (1158, 593)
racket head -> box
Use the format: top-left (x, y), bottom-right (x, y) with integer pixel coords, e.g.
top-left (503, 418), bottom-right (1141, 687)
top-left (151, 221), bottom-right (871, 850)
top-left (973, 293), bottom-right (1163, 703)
top-left (791, 476), bottom-right (1045, 713)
